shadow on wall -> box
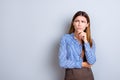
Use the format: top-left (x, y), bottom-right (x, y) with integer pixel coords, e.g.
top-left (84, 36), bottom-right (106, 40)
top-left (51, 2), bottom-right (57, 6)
top-left (50, 19), bottom-right (70, 80)
top-left (52, 28), bottom-right (68, 80)
top-left (51, 40), bottom-right (65, 80)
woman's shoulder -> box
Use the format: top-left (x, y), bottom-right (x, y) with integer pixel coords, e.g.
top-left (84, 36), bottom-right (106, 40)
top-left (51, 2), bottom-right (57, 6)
top-left (61, 33), bottom-right (73, 40)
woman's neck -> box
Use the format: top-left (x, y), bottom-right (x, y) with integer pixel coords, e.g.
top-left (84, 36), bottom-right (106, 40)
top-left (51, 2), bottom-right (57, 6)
top-left (74, 31), bottom-right (82, 43)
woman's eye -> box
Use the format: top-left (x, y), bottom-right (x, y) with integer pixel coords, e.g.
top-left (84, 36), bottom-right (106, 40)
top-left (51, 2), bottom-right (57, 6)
top-left (81, 21), bottom-right (85, 23)
top-left (81, 20), bottom-right (86, 23)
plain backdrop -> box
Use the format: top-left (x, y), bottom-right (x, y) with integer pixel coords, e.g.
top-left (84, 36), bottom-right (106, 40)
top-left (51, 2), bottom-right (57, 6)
top-left (0, 0), bottom-right (120, 80)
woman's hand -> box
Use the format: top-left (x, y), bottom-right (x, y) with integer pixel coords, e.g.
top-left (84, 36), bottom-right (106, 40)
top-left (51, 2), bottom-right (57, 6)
top-left (78, 31), bottom-right (88, 43)
top-left (82, 62), bottom-right (91, 68)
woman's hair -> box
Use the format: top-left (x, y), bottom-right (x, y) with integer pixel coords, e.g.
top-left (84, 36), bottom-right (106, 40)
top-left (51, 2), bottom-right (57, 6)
top-left (68, 11), bottom-right (92, 47)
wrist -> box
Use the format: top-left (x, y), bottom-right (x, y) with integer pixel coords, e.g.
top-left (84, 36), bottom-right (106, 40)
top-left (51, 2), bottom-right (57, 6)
top-left (84, 40), bottom-right (88, 43)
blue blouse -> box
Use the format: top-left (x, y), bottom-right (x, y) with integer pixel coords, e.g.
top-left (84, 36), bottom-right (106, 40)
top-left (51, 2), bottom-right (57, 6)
top-left (58, 33), bottom-right (96, 68)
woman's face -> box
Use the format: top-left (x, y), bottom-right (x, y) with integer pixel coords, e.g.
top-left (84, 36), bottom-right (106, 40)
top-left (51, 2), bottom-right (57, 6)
top-left (73, 16), bottom-right (89, 33)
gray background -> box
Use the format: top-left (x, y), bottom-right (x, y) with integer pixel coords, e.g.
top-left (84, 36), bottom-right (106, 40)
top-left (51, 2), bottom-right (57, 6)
top-left (0, 0), bottom-right (120, 80)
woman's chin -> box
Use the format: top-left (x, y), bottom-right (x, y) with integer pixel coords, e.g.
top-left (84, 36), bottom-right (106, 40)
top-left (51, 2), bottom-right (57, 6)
top-left (77, 30), bottom-right (83, 33)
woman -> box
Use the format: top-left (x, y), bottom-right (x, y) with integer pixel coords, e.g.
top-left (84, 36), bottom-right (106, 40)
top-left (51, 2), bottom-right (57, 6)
top-left (58, 11), bottom-right (96, 80)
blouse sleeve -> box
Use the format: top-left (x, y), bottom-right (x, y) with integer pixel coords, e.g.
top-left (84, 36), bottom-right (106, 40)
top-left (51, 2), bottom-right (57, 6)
top-left (84, 39), bottom-right (96, 65)
top-left (58, 35), bottom-right (82, 68)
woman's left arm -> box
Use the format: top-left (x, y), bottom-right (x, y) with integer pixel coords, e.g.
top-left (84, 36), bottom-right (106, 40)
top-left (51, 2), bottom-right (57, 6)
top-left (84, 39), bottom-right (96, 65)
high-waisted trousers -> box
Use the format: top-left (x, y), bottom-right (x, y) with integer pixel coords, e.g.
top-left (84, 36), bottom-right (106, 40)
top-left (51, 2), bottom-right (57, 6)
top-left (65, 67), bottom-right (94, 80)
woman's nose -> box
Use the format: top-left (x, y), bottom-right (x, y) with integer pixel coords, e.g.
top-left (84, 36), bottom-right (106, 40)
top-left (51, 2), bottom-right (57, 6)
top-left (78, 21), bottom-right (81, 25)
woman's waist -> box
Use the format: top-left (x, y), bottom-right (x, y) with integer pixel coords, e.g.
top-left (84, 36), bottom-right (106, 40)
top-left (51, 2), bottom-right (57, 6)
top-left (66, 67), bottom-right (91, 72)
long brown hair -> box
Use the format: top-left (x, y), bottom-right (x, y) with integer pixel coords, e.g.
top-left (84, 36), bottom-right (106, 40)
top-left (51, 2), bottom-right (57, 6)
top-left (68, 11), bottom-right (93, 47)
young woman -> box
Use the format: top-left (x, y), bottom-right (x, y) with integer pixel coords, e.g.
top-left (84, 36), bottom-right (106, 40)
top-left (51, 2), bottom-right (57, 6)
top-left (59, 11), bottom-right (96, 80)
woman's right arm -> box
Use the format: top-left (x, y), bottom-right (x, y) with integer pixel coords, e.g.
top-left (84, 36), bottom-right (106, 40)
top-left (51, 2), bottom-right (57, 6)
top-left (58, 36), bottom-right (82, 68)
